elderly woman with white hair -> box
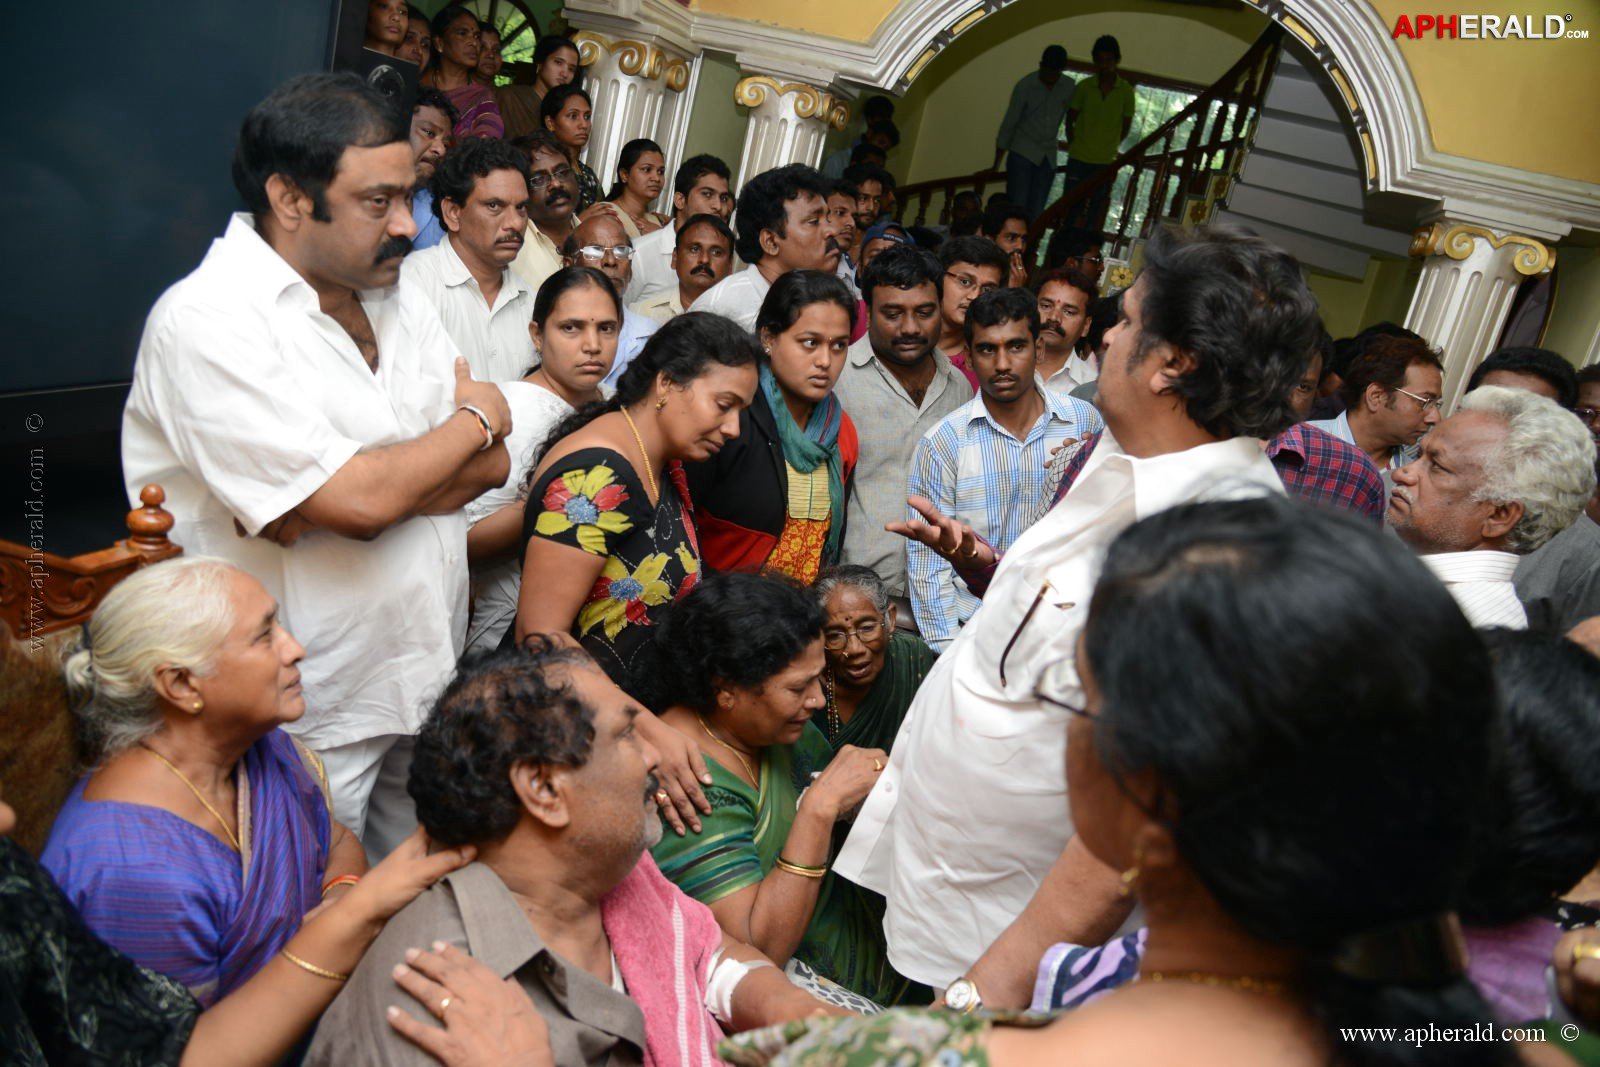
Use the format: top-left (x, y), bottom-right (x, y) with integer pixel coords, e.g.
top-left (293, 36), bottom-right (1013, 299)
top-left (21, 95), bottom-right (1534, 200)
top-left (41, 557), bottom-right (371, 1009)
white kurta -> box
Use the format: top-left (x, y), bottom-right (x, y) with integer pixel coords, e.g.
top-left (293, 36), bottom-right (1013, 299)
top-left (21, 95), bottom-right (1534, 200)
top-left (122, 213), bottom-right (469, 751)
top-left (834, 433), bottom-right (1285, 987)
top-left (688, 264), bottom-right (771, 333)
top-left (401, 236), bottom-right (535, 384)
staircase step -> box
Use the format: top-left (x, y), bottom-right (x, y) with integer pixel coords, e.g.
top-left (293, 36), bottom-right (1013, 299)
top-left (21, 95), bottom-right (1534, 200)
top-left (1224, 184), bottom-right (1412, 256)
top-left (1237, 152), bottom-right (1365, 208)
top-left (1251, 114), bottom-right (1362, 169)
top-left (1210, 211), bottom-right (1374, 279)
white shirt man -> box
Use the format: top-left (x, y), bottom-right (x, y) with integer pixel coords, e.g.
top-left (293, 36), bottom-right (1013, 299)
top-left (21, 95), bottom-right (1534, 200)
top-left (836, 229), bottom-right (1326, 998)
top-left (1388, 386), bottom-right (1596, 631)
top-left (689, 263), bottom-right (771, 333)
top-left (403, 236), bottom-right (534, 382)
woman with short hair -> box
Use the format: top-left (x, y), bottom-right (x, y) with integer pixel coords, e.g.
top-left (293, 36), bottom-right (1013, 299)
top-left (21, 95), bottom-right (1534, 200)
top-left (646, 572), bottom-right (924, 1009)
top-left (811, 565), bottom-right (935, 753)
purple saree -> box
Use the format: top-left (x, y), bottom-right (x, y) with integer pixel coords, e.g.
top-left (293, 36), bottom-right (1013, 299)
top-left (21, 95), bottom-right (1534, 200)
top-left (42, 729), bottom-right (330, 1007)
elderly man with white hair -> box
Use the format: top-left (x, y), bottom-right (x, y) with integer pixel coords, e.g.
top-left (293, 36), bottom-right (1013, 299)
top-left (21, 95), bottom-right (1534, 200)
top-left (1387, 384), bottom-right (1597, 628)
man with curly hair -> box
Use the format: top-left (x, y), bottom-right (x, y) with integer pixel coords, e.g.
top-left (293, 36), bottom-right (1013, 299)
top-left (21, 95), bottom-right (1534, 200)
top-left (309, 642), bottom-right (839, 1066)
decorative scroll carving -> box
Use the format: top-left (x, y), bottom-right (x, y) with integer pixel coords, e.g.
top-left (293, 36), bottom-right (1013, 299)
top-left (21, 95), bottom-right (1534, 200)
top-left (0, 484), bottom-right (181, 640)
top-left (734, 76), bottom-right (849, 130)
top-left (571, 31), bottom-right (677, 83)
top-left (1409, 222), bottom-right (1555, 276)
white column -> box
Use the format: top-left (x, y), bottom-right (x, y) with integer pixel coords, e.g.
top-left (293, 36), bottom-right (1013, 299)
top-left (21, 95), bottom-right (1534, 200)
top-left (1405, 217), bottom-right (1556, 411)
top-left (733, 74), bottom-right (849, 187)
top-left (571, 29), bottom-right (693, 199)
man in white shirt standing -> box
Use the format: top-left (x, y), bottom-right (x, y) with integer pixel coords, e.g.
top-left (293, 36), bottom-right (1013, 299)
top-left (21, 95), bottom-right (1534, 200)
top-left (1387, 385), bottom-right (1595, 629)
top-left (402, 136), bottom-right (536, 382)
top-left (625, 153), bottom-right (734, 305)
top-left (834, 225), bottom-right (1323, 1006)
top-left (122, 73), bottom-right (511, 862)
top-left (691, 164), bottom-right (841, 332)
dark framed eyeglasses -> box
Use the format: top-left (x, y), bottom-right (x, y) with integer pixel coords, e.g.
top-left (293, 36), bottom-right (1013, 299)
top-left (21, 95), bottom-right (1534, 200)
top-left (822, 618), bottom-right (885, 650)
top-left (1033, 656), bottom-right (1097, 719)
top-left (528, 166), bottom-right (576, 192)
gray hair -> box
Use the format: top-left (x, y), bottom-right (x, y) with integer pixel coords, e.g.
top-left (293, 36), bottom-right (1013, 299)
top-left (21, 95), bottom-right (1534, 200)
top-left (1459, 385), bottom-right (1597, 554)
top-left (62, 557), bottom-right (240, 761)
top-left (813, 564), bottom-right (892, 616)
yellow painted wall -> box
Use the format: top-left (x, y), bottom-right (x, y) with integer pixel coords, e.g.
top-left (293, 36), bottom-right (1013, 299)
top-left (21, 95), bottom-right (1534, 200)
top-left (1543, 246), bottom-right (1600, 365)
top-left (1304, 255), bottom-right (1419, 337)
top-left (690, 0), bottom-right (892, 44)
top-left (894, 0), bottom-right (1268, 185)
top-left (1367, 0), bottom-right (1600, 184)
top-left (683, 52), bottom-right (748, 185)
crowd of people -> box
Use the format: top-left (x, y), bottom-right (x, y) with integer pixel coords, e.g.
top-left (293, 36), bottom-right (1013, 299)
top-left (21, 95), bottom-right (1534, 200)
top-left (6, 22), bottom-right (1600, 1067)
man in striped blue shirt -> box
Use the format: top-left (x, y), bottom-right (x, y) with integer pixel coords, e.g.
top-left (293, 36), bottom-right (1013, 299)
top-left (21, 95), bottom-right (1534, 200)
top-left (906, 288), bottom-right (1103, 648)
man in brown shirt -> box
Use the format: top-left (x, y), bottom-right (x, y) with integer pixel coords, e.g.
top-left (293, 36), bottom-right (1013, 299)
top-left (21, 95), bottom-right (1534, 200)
top-left (308, 640), bottom-right (832, 1066)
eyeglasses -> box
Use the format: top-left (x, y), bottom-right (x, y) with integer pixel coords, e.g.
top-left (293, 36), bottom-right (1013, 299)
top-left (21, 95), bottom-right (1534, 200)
top-left (822, 618), bottom-right (884, 650)
top-left (1576, 406), bottom-right (1600, 425)
top-left (1034, 657), bottom-right (1097, 719)
top-left (1074, 252), bottom-right (1105, 266)
top-left (1393, 386), bottom-right (1443, 412)
top-left (944, 271), bottom-right (1000, 296)
top-left (573, 244), bottom-right (634, 262)
top-left (528, 166), bottom-right (575, 192)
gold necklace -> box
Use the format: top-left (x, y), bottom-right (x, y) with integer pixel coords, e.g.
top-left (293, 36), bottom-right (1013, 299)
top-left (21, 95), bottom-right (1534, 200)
top-left (696, 716), bottom-right (760, 786)
top-left (620, 408), bottom-right (660, 500)
top-left (140, 744), bottom-right (242, 852)
top-left (1144, 970), bottom-right (1288, 995)
top-left (822, 671), bottom-right (841, 744)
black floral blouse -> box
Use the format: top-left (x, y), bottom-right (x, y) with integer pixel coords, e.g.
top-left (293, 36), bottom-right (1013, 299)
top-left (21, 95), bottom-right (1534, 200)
top-left (518, 448), bottom-right (701, 687)
top-left (1, 839), bottom-right (199, 1065)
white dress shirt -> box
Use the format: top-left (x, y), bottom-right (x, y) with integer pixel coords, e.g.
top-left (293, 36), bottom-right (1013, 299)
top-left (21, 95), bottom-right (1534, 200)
top-left (401, 236), bottom-right (535, 383)
top-left (1420, 550), bottom-right (1528, 629)
top-left (463, 380), bottom-right (574, 653)
top-left (601, 309), bottom-right (662, 389)
top-left (835, 433), bottom-right (1285, 988)
top-left (1039, 353), bottom-right (1099, 398)
top-left (689, 264), bottom-right (771, 332)
top-left (122, 213), bottom-right (469, 750)
top-left (623, 223), bottom-right (676, 304)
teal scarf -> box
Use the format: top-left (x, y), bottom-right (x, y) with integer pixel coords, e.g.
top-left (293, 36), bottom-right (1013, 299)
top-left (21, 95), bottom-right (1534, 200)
top-left (759, 364), bottom-right (846, 561)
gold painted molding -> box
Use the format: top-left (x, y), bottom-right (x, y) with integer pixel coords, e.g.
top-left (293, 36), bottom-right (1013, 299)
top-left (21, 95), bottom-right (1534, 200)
top-left (1409, 222), bottom-right (1556, 276)
top-left (571, 30), bottom-right (688, 87)
top-left (735, 76), bottom-right (850, 130)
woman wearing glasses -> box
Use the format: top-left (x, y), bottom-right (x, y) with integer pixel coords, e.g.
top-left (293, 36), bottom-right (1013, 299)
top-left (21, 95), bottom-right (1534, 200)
top-left (645, 573), bottom-right (925, 1010)
top-left (682, 271), bottom-right (860, 583)
top-left (812, 566), bottom-right (936, 753)
top-left (719, 495), bottom-right (1524, 1066)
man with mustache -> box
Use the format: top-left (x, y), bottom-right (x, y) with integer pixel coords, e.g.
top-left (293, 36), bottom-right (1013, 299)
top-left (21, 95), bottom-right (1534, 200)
top-left (310, 642), bottom-right (840, 1066)
top-left (692, 163), bottom-right (840, 332)
top-left (509, 130), bottom-right (579, 294)
top-left (402, 136), bottom-right (536, 383)
top-left (835, 245), bottom-right (971, 632)
top-left (558, 213), bottom-right (660, 388)
top-left (1388, 386), bottom-right (1594, 629)
top-left (629, 213), bottom-right (734, 326)
top-left (935, 236), bottom-right (1010, 393)
top-left (625, 154), bottom-right (735, 304)
top-left (1034, 267), bottom-right (1098, 396)
top-left (122, 73), bottom-right (512, 862)
top-left (906, 288), bottom-right (1102, 649)
top-left (407, 88), bottom-right (455, 251)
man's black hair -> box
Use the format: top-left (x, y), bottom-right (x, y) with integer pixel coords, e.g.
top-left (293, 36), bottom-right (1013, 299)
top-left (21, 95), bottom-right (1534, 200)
top-left (860, 244), bottom-right (943, 307)
top-left (673, 153), bottom-right (732, 199)
top-left (980, 201), bottom-right (1030, 238)
top-left (1466, 346), bottom-right (1579, 410)
top-left (412, 86), bottom-right (459, 128)
top-left (964, 287), bottom-right (1041, 347)
top-left (732, 164), bottom-right (829, 264)
top-left (939, 234), bottom-right (1009, 277)
top-left (675, 212), bottom-right (735, 250)
top-left (865, 119), bottom-right (901, 149)
top-left (429, 136), bottom-right (531, 221)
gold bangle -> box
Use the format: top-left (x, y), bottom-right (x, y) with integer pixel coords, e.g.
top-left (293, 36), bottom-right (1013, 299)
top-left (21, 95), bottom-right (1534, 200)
top-left (774, 856), bottom-right (828, 879)
top-left (281, 949), bottom-right (350, 982)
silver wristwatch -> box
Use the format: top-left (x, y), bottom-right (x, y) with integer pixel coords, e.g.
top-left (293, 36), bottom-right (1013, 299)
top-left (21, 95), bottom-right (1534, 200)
top-left (944, 976), bottom-right (983, 1014)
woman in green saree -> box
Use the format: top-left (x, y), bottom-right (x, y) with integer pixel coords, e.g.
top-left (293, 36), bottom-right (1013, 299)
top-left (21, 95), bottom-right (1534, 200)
top-left (812, 566), bottom-right (937, 753)
top-left (645, 572), bottom-right (924, 1008)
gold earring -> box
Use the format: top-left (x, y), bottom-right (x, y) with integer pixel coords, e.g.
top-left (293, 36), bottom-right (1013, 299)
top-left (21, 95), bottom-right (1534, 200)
top-left (192, 701), bottom-right (203, 712)
top-left (656, 395), bottom-right (668, 410)
top-left (1119, 841), bottom-right (1146, 898)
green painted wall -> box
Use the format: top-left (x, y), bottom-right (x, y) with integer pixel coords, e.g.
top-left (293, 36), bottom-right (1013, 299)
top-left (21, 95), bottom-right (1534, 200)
top-left (895, 0), bottom-right (1271, 186)
top-left (1543, 246), bottom-right (1600, 366)
top-left (683, 53), bottom-right (748, 185)
top-left (1304, 255), bottom-right (1419, 338)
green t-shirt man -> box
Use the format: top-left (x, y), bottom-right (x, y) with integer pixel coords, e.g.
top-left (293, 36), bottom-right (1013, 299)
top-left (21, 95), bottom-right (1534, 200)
top-left (1066, 38), bottom-right (1137, 166)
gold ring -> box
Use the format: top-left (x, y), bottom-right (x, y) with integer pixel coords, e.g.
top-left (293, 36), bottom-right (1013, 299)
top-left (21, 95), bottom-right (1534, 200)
top-left (1574, 943), bottom-right (1600, 966)
top-left (872, 758), bottom-right (884, 772)
top-left (655, 790), bottom-right (671, 805)
top-left (439, 996), bottom-right (452, 1016)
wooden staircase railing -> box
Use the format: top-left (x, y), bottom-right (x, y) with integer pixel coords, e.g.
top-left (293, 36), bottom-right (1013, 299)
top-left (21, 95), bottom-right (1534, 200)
top-left (894, 26), bottom-right (1284, 265)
